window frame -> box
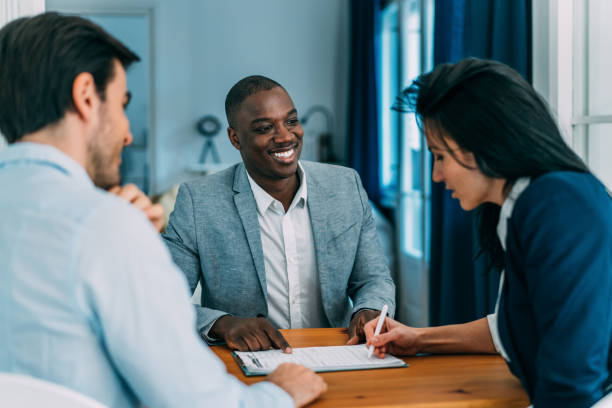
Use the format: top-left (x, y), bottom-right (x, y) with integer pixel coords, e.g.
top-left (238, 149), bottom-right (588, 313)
top-left (533, 0), bottom-right (612, 187)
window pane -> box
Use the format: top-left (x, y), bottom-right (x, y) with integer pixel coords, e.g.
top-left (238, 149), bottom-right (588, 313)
top-left (377, 0), bottom-right (433, 258)
top-left (588, 1), bottom-right (612, 115)
top-left (587, 124), bottom-right (612, 189)
top-left (398, 0), bottom-right (427, 256)
top-left (401, 116), bottom-right (421, 192)
top-left (399, 192), bottom-right (423, 257)
top-left (379, 2), bottom-right (399, 202)
top-left (401, 0), bottom-right (421, 87)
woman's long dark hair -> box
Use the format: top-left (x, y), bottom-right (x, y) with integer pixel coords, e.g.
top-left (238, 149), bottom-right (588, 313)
top-left (394, 58), bottom-right (589, 269)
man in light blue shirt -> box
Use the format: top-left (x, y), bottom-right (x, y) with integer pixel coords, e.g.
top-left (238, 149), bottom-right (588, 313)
top-left (0, 12), bottom-right (326, 408)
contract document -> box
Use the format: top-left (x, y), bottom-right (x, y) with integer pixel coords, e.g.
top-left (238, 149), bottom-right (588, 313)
top-left (233, 344), bottom-right (408, 376)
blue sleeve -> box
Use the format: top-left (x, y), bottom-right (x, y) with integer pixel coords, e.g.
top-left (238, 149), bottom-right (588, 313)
top-left (512, 177), bottom-right (612, 407)
top-left (162, 183), bottom-right (229, 335)
top-left (79, 200), bottom-right (293, 408)
top-left (162, 183), bottom-right (201, 294)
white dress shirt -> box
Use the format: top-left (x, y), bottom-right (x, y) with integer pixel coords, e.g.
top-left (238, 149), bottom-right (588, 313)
top-left (247, 163), bottom-right (328, 329)
top-left (487, 177), bottom-right (531, 362)
top-left (0, 143), bottom-right (292, 408)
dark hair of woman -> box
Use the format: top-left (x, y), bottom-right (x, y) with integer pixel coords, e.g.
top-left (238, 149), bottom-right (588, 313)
top-left (394, 58), bottom-right (590, 269)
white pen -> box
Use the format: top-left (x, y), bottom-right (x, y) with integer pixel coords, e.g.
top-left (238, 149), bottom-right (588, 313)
top-left (367, 304), bottom-right (389, 358)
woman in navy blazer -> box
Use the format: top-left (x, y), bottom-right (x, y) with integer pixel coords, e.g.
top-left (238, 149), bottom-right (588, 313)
top-left (365, 58), bottom-right (612, 407)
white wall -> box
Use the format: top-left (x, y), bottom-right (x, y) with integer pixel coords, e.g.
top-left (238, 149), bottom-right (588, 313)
top-left (0, 0), bottom-right (45, 26)
top-left (46, 0), bottom-right (350, 194)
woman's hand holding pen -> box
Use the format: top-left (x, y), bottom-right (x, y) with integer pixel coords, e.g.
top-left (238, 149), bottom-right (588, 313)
top-left (364, 317), bottom-right (422, 358)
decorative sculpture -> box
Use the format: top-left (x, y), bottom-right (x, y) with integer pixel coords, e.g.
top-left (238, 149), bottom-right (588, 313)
top-left (195, 115), bottom-right (221, 164)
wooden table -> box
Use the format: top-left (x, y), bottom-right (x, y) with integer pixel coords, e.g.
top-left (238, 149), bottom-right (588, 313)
top-left (211, 328), bottom-right (530, 407)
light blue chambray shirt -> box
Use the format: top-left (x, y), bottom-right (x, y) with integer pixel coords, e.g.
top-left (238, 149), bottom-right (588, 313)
top-left (0, 143), bottom-right (292, 408)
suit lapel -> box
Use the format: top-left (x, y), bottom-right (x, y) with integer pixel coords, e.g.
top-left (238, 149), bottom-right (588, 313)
top-left (305, 165), bottom-right (332, 298)
top-left (233, 164), bottom-right (267, 303)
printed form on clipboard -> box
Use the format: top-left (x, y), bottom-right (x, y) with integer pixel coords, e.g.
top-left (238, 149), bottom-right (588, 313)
top-left (233, 344), bottom-right (408, 376)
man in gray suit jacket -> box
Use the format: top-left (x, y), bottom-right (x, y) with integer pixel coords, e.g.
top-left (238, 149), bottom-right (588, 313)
top-left (163, 76), bottom-right (395, 351)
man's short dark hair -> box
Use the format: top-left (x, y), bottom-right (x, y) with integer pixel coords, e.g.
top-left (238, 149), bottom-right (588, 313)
top-left (224, 75), bottom-right (285, 128)
top-left (0, 12), bottom-right (140, 143)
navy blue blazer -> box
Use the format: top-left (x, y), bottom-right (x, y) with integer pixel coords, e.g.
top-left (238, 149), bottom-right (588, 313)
top-left (498, 171), bottom-right (612, 407)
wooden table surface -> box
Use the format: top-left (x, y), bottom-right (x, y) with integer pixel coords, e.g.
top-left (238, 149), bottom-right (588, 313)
top-left (211, 328), bottom-right (530, 407)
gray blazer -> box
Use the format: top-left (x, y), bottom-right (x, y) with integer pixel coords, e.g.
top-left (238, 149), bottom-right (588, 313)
top-left (163, 161), bottom-right (396, 335)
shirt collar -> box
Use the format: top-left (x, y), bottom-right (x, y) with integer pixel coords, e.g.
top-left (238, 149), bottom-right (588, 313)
top-left (247, 162), bottom-right (308, 215)
top-left (496, 177), bottom-right (531, 251)
top-left (0, 142), bottom-right (94, 189)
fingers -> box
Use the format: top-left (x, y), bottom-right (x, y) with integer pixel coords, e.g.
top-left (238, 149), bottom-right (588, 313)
top-left (224, 317), bottom-right (291, 352)
top-left (369, 340), bottom-right (389, 359)
top-left (355, 320), bottom-right (367, 342)
top-left (144, 203), bottom-right (164, 218)
top-left (267, 364), bottom-right (327, 408)
top-left (364, 320), bottom-right (377, 343)
top-left (243, 333), bottom-right (263, 351)
top-left (109, 183), bottom-right (141, 202)
top-left (346, 320), bottom-right (357, 344)
top-left (366, 319), bottom-right (396, 353)
top-left (228, 332), bottom-right (263, 352)
top-left (371, 328), bottom-right (400, 347)
top-left (346, 336), bottom-right (359, 345)
top-left (227, 337), bottom-right (249, 352)
top-left (131, 194), bottom-right (151, 209)
top-left (108, 183), bottom-right (149, 208)
top-left (256, 332), bottom-right (272, 351)
top-left (350, 309), bottom-right (382, 344)
top-left (264, 323), bottom-right (292, 353)
top-left (384, 316), bottom-right (400, 330)
top-left (108, 184), bottom-right (164, 232)
top-left (365, 316), bottom-right (391, 347)
top-left (107, 185), bottom-right (121, 195)
top-left (374, 346), bottom-right (387, 359)
top-left (144, 203), bottom-right (164, 232)
top-left (298, 371), bottom-right (327, 407)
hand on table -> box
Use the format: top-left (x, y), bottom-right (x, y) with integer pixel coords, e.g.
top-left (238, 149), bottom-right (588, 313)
top-left (108, 184), bottom-right (164, 232)
top-left (210, 315), bottom-right (292, 353)
top-left (346, 309), bottom-right (382, 345)
top-left (266, 363), bottom-right (327, 407)
top-left (364, 316), bottom-right (421, 358)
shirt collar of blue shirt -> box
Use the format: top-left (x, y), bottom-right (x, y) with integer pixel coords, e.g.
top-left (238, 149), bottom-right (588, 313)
top-left (0, 142), bottom-right (94, 189)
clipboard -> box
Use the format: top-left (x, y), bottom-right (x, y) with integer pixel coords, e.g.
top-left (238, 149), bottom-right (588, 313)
top-left (232, 345), bottom-right (409, 377)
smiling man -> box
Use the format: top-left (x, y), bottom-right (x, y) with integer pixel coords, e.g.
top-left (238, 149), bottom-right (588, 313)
top-left (163, 76), bottom-right (396, 351)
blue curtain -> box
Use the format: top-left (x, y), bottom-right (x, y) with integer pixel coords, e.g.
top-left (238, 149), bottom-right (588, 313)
top-left (430, 0), bottom-right (532, 326)
top-left (348, 0), bottom-right (383, 205)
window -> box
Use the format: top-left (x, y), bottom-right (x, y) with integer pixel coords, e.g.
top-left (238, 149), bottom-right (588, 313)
top-left (377, 0), bottom-right (434, 326)
top-left (379, 2), bottom-right (400, 202)
top-left (572, 0), bottom-right (612, 188)
top-left (533, 0), bottom-right (612, 188)
top-left (378, 0), bottom-right (434, 258)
